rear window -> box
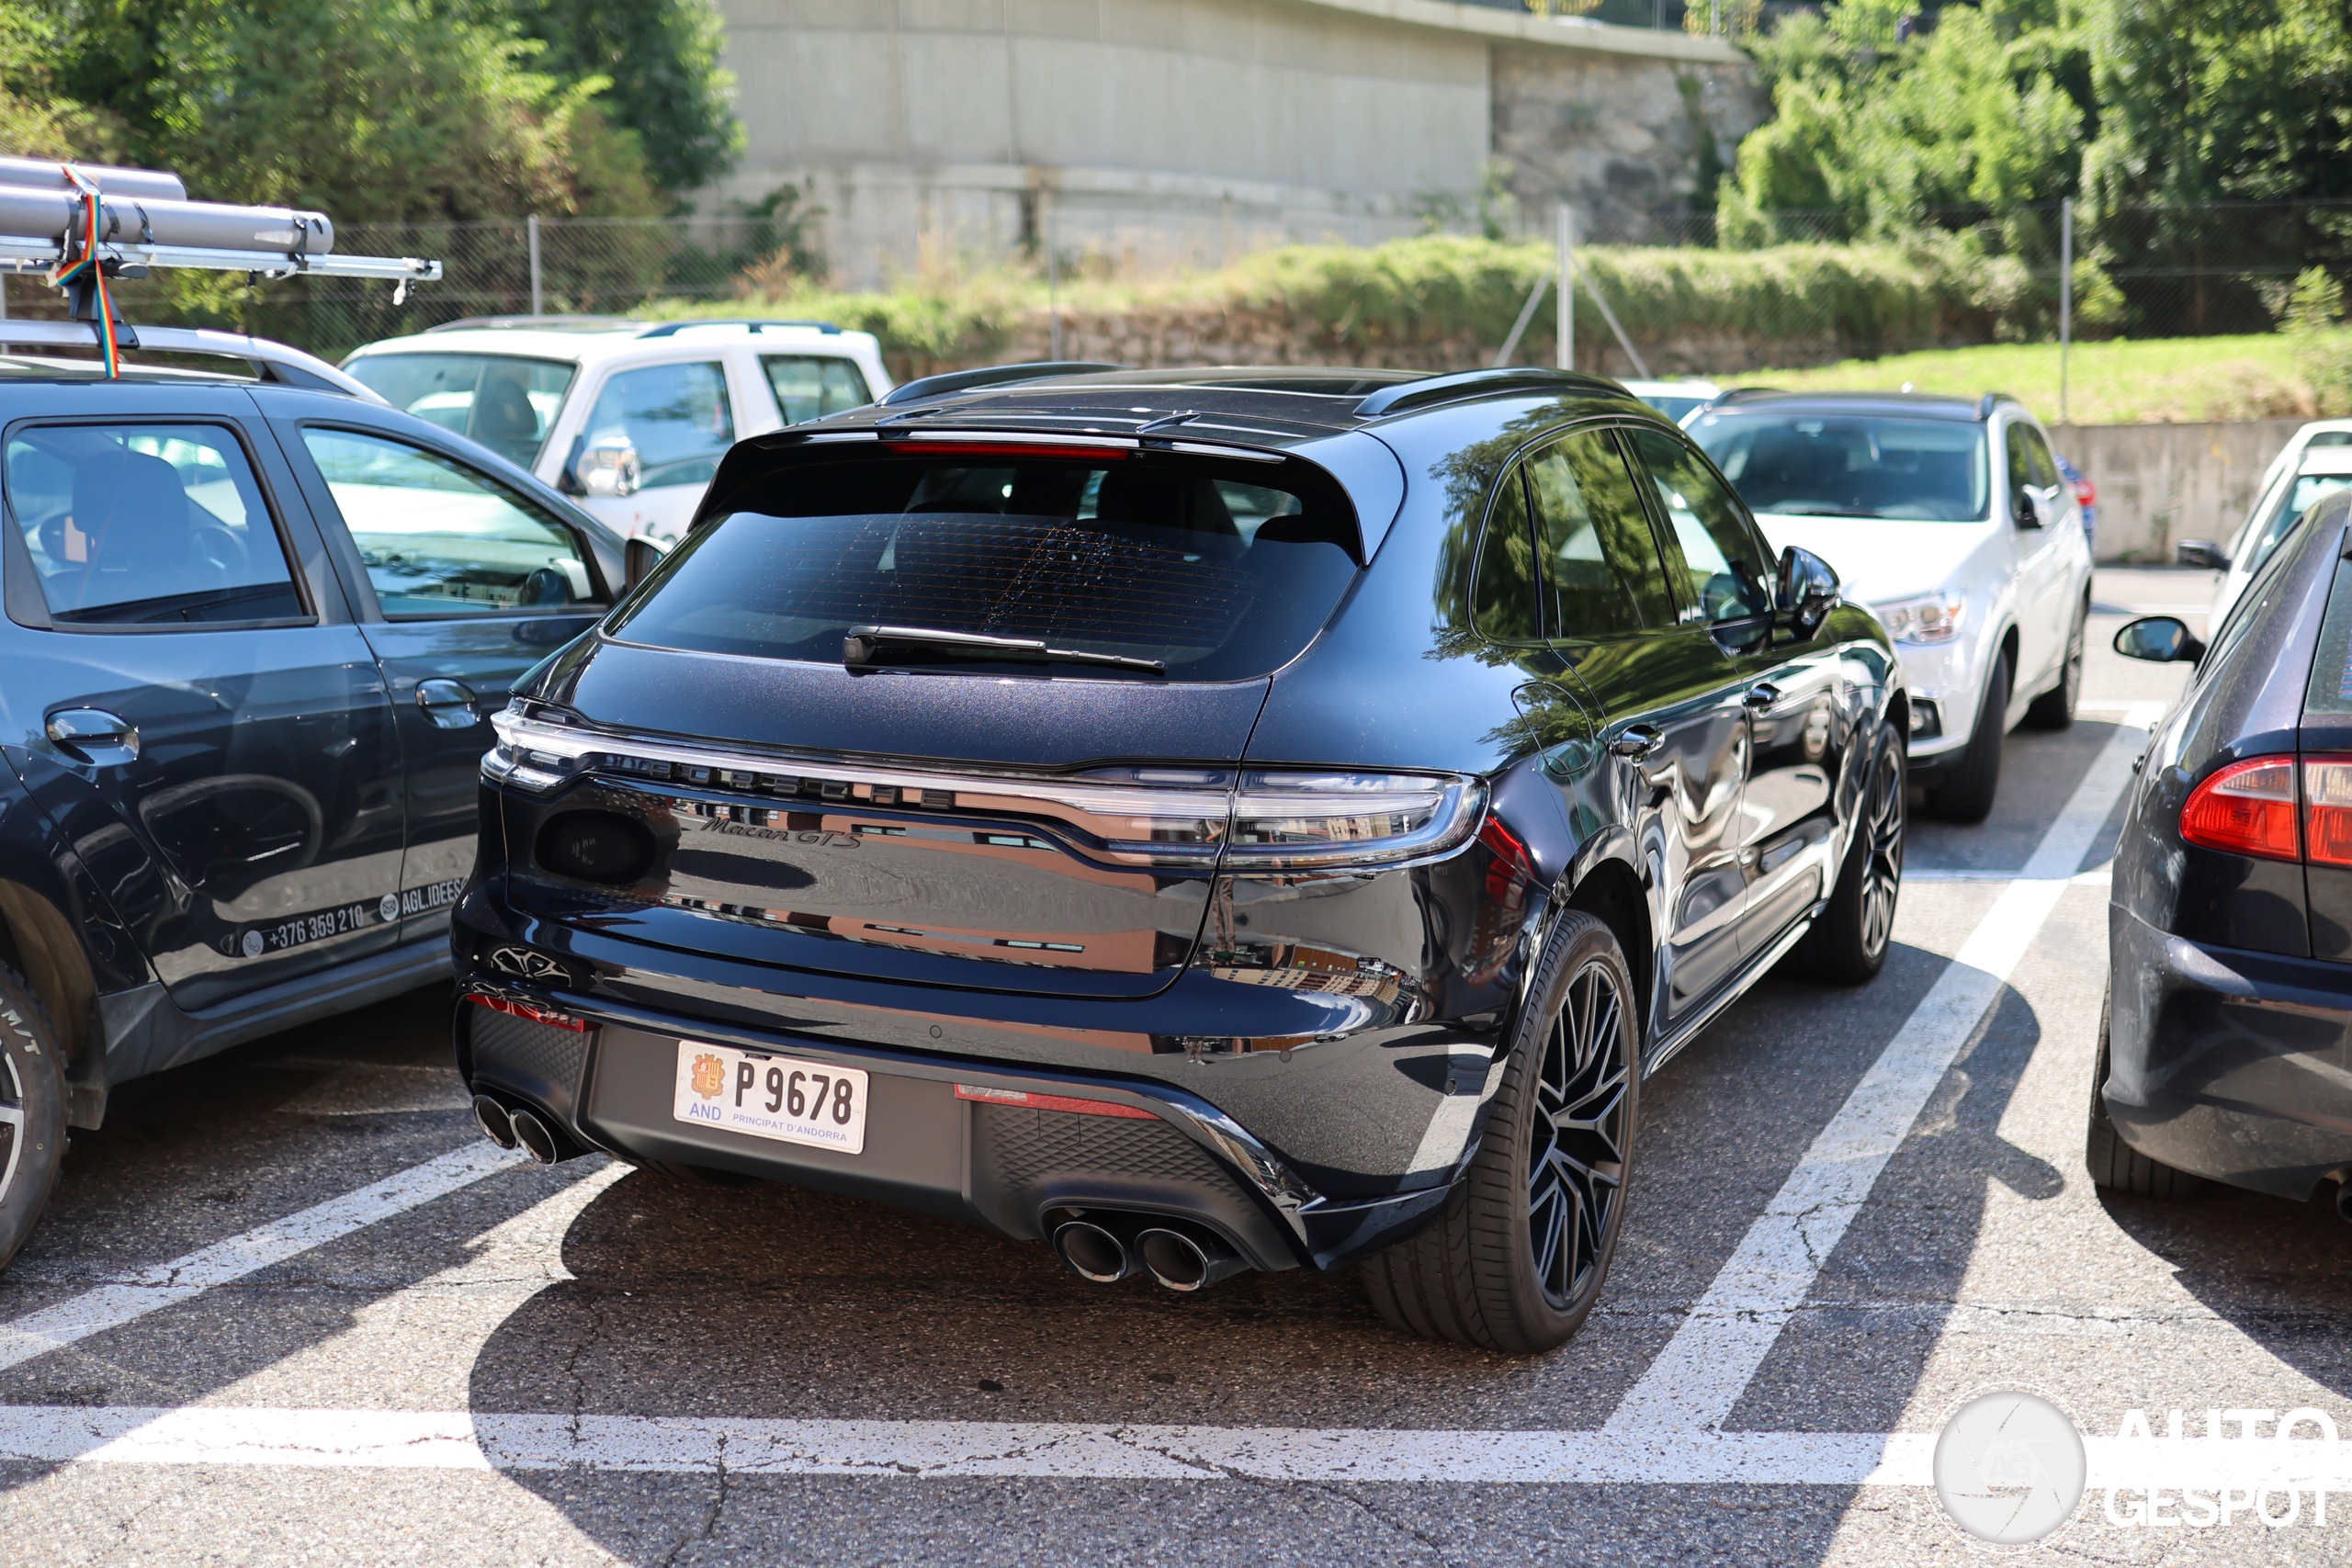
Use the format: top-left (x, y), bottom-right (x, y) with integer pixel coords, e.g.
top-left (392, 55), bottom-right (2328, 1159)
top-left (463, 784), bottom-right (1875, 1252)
top-left (607, 448), bottom-right (1360, 681)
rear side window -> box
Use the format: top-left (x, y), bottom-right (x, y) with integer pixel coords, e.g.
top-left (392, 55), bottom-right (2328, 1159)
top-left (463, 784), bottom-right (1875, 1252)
top-left (609, 448), bottom-right (1360, 681)
top-left (6, 422), bottom-right (305, 626)
top-left (1471, 467), bottom-right (1540, 645)
top-left (341, 353), bottom-right (574, 469)
top-left (1624, 428), bottom-right (1773, 625)
top-left (1525, 429), bottom-right (1673, 637)
top-left (301, 429), bottom-right (602, 617)
top-left (763, 356), bottom-right (872, 424)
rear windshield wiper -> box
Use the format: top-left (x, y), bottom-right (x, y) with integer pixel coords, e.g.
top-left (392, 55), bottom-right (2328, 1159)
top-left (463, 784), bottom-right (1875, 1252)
top-left (842, 625), bottom-right (1167, 675)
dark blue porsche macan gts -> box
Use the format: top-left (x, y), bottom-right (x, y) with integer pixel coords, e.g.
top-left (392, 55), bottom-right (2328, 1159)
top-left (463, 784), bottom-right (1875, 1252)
top-left (453, 365), bottom-right (1909, 1352)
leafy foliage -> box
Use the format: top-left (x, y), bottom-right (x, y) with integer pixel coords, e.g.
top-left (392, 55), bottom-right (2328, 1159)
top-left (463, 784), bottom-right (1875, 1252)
top-left (507, 0), bottom-right (741, 197)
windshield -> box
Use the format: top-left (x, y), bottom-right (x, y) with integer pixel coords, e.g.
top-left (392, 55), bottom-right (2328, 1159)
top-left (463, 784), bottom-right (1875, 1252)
top-left (608, 449), bottom-right (1360, 681)
top-left (341, 352), bottom-right (575, 470)
top-left (1688, 412), bottom-right (1990, 521)
top-left (2235, 470), bottom-right (2352, 581)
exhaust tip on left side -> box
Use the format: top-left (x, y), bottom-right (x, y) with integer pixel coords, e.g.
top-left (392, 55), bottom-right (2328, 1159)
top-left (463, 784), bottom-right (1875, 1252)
top-left (472, 1094), bottom-right (518, 1151)
top-left (1051, 1221), bottom-right (1136, 1283)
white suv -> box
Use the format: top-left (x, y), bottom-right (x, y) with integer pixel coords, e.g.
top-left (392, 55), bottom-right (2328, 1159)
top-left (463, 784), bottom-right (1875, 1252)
top-left (342, 317), bottom-right (892, 547)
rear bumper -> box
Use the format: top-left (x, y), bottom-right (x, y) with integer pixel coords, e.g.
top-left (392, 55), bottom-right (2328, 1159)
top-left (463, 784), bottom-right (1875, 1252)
top-left (2105, 905), bottom-right (2352, 1201)
top-left (455, 980), bottom-right (1471, 1273)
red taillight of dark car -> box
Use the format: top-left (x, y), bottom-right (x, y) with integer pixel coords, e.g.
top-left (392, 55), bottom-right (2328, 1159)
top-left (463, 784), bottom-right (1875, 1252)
top-left (2177, 753), bottom-right (2352, 864)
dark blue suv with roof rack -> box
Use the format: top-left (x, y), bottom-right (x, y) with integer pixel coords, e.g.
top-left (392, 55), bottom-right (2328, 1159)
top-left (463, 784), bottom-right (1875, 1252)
top-left (453, 364), bottom-right (1910, 1353)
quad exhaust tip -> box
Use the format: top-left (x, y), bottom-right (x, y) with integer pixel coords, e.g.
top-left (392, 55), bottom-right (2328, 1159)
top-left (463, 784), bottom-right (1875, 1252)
top-left (472, 1094), bottom-right (518, 1151)
top-left (1050, 1220), bottom-right (1136, 1283)
top-left (2335, 1180), bottom-right (2352, 1225)
top-left (1136, 1227), bottom-right (1248, 1292)
top-left (508, 1106), bottom-right (561, 1165)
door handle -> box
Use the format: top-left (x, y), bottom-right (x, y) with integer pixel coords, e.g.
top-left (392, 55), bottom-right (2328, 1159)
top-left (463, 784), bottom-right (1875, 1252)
top-left (414, 678), bottom-right (481, 729)
top-left (1743, 682), bottom-right (1781, 712)
top-left (45, 707), bottom-right (141, 763)
top-left (1610, 724), bottom-right (1665, 760)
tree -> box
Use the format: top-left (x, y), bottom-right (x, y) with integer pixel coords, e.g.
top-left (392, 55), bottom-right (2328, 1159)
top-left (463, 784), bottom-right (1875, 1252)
top-left (506, 0), bottom-right (741, 197)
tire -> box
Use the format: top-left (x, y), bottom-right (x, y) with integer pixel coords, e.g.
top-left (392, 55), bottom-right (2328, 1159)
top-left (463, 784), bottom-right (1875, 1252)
top-left (2024, 599), bottom-right (2086, 730)
top-left (2086, 985), bottom-right (2207, 1200)
top-left (1791, 721), bottom-right (1905, 985)
top-left (1927, 649), bottom-right (2010, 824)
top-left (0, 965), bottom-right (68, 1276)
top-left (1361, 910), bottom-right (1638, 1353)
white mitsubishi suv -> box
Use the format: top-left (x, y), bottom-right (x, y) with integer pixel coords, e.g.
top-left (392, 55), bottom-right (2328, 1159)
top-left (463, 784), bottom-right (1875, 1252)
top-left (342, 317), bottom-right (892, 547)
top-left (1687, 390), bottom-right (2093, 822)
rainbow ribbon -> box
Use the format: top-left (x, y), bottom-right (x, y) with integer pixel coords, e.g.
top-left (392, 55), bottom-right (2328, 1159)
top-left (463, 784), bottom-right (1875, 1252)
top-left (47, 164), bottom-right (121, 378)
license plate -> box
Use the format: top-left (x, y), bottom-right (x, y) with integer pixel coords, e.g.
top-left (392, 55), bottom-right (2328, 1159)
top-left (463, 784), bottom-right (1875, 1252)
top-left (672, 1041), bottom-right (868, 1155)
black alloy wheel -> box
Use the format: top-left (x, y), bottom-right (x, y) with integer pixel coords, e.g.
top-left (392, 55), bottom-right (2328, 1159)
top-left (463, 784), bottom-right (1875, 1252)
top-left (1794, 722), bottom-right (1906, 983)
top-left (2026, 598), bottom-right (2087, 729)
top-left (1526, 956), bottom-right (1634, 1310)
top-left (1361, 910), bottom-right (1639, 1353)
top-left (0, 964), bottom-right (67, 1275)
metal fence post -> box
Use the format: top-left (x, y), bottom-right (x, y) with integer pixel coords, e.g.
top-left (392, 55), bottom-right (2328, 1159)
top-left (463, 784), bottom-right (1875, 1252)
top-left (527, 215), bottom-right (543, 317)
top-left (1047, 192), bottom-right (1062, 361)
top-left (1556, 205), bottom-right (1573, 371)
top-left (2058, 197), bottom-right (2073, 426)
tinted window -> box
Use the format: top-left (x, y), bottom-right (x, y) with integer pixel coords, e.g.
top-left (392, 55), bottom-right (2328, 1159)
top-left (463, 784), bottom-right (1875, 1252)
top-left (301, 429), bottom-right (600, 616)
top-left (1624, 428), bottom-right (1773, 625)
top-left (763, 355), bottom-right (872, 425)
top-left (577, 361), bottom-right (733, 490)
top-left (1689, 411), bottom-right (1991, 521)
top-left (610, 451), bottom-right (1358, 681)
top-left (6, 423), bottom-right (303, 625)
top-left (2009, 423), bottom-right (2060, 491)
top-left (2241, 471), bottom-right (2352, 583)
top-left (1525, 430), bottom-right (1671, 637)
top-left (342, 353), bottom-right (574, 468)
top-left (1472, 467), bottom-right (1540, 645)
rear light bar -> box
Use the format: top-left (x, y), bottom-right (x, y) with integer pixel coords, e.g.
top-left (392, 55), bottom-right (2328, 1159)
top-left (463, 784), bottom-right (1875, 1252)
top-left (954, 1083), bottom-right (1156, 1119)
top-left (2178, 752), bottom-right (2352, 864)
top-left (487, 705), bottom-right (1486, 872)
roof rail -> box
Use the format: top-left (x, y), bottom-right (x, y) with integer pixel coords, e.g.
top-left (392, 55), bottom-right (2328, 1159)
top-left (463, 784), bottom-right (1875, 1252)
top-left (0, 320), bottom-right (384, 400)
top-left (1977, 391), bottom-right (2020, 419)
top-left (1351, 367), bottom-right (1622, 419)
top-left (878, 361), bottom-right (1125, 407)
top-left (1708, 386), bottom-right (1785, 405)
top-left (636, 317), bottom-right (843, 338)
top-left (424, 315), bottom-right (641, 333)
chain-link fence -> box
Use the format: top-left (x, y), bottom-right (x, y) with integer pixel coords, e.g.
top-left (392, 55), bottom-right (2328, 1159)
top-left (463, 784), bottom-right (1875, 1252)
top-left (8, 199), bottom-right (2352, 396)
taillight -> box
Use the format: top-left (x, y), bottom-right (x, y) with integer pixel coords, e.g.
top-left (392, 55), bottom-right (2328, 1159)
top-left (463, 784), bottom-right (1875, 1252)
top-left (1223, 773), bottom-right (1485, 871)
top-left (2073, 478), bottom-right (2097, 508)
top-left (2180, 756), bottom-right (2299, 861)
top-left (2305, 756), bottom-right (2352, 865)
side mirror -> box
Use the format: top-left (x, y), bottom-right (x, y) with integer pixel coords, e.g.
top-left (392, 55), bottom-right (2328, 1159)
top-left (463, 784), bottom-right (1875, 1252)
top-left (2176, 538), bottom-right (2231, 570)
top-left (2012, 487), bottom-right (2043, 529)
top-left (2114, 615), bottom-right (2205, 664)
top-left (1774, 545), bottom-right (1839, 637)
top-left (578, 439), bottom-right (642, 498)
top-left (624, 536), bottom-right (663, 592)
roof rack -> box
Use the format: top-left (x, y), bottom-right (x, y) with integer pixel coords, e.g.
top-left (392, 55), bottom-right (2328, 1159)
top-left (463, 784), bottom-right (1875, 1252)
top-left (0, 158), bottom-right (440, 376)
top-left (1351, 367), bottom-right (1623, 419)
top-left (636, 317), bottom-right (842, 338)
top-left (878, 361), bottom-right (1125, 407)
top-left (0, 319), bottom-right (382, 399)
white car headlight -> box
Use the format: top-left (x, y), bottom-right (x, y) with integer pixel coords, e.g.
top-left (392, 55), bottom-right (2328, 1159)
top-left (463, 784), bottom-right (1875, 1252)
top-left (1871, 592), bottom-right (1967, 644)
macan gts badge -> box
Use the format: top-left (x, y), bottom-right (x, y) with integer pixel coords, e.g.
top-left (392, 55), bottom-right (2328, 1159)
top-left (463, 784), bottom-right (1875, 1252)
top-left (454, 365), bottom-right (1908, 1353)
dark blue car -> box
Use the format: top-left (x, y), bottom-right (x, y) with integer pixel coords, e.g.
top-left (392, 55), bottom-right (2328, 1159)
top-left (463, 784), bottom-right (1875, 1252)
top-left (453, 365), bottom-right (1910, 1353)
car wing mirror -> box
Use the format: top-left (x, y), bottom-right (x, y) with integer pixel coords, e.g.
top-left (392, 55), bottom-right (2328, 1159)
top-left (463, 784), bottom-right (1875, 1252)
top-left (2114, 615), bottom-right (2204, 664)
top-left (2176, 538), bottom-right (2231, 570)
top-left (1774, 545), bottom-right (1839, 637)
top-left (2012, 487), bottom-right (2043, 529)
top-left (624, 536), bottom-right (663, 592)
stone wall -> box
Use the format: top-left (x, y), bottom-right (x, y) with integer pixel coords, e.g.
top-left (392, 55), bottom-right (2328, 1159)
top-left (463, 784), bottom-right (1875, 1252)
top-left (1491, 42), bottom-right (1768, 243)
top-left (2050, 420), bottom-right (2306, 564)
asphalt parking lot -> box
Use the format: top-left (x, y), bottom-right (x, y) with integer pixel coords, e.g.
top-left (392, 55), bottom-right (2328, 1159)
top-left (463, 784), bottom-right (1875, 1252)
top-left (5, 565), bottom-right (2348, 1566)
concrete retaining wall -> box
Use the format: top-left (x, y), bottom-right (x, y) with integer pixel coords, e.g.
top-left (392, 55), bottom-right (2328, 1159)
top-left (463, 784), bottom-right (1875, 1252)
top-left (2050, 419), bottom-right (2307, 564)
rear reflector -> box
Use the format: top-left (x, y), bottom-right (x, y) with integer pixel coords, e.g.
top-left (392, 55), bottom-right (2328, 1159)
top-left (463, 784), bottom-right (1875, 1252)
top-left (2307, 756), bottom-right (2352, 865)
top-left (954, 1083), bottom-right (1157, 1119)
top-left (469, 993), bottom-right (589, 1032)
top-left (2180, 755), bottom-right (2299, 862)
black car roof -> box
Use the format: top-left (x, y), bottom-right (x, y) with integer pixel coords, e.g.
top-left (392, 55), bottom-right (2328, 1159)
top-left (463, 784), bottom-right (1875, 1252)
top-left (1696, 390), bottom-right (1991, 422)
top-left (804, 365), bottom-right (1659, 446)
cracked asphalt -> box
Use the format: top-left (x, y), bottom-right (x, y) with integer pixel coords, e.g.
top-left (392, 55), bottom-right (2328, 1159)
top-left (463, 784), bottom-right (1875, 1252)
top-left (5, 567), bottom-right (2350, 1565)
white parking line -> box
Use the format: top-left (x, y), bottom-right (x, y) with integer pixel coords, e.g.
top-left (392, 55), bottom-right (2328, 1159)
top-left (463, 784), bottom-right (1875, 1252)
top-left (1602, 705), bottom-right (2161, 1435)
top-left (1, 1405), bottom-right (2344, 1490)
top-left (0, 1142), bottom-right (533, 1372)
